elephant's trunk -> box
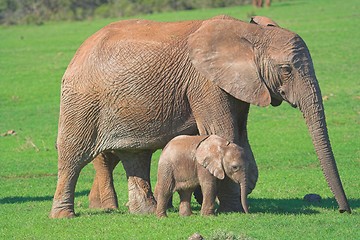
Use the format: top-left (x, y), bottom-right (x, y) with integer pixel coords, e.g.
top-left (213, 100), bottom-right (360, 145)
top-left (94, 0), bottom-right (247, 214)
top-left (240, 181), bottom-right (249, 214)
top-left (299, 78), bottom-right (351, 213)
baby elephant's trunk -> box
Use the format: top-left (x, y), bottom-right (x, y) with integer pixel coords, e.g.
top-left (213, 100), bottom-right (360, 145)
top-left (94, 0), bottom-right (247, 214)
top-left (240, 182), bottom-right (249, 213)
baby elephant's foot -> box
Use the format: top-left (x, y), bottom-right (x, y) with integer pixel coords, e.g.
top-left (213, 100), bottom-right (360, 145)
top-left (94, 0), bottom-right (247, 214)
top-left (200, 208), bottom-right (215, 216)
top-left (179, 207), bottom-right (192, 216)
top-left (156, 211), bottom-right (168, 218)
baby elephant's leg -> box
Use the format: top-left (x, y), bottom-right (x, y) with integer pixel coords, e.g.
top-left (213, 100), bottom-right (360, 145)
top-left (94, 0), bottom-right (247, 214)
top-left (199, 182), bottom-right (217, 216)
top-left (156, 191), bottom-right (172, 218)
top-left (178, 190), bottom-right (193, 216)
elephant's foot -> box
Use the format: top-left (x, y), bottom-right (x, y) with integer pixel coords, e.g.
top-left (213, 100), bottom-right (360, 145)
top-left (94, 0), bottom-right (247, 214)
top-left (49, 202), bottom-right (75, 219)
top-left (200, 210), bottom-right (215, 216)
top-left (156, 211), bottom-right (168, 218)
top-left (179, 194), bottom-right (193, 216)
top-left (179, 208), bottom-right (192, 217)
top-left (88, 195), bottom-right (118, 210)
top-left (88, 183), bottom-right (118, 210)
top-left (49, 164), bottom-right (81, 219)
top-left (49, 209), bottom-right (75, 219)
top-left (127, 176), bottom-right (156, 214)
top-left (179, 202), bottom-right (192, 216)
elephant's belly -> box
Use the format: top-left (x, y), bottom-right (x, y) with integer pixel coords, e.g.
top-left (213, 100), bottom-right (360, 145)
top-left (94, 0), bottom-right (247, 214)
top-left (99, 114), bottom-right (198, 151)
top-left (175, 181), bottom-right (198, 192)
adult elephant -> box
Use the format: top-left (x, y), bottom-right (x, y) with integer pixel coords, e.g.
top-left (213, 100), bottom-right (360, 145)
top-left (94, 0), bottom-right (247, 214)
top-left (87, 16), bottom-right (279, 211)
top-left (50, 15), bottom-right (351, 218)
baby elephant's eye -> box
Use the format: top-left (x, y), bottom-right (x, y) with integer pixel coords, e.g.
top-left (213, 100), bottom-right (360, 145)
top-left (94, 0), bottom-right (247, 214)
top-left (231, 165), bottom-right (240, 172)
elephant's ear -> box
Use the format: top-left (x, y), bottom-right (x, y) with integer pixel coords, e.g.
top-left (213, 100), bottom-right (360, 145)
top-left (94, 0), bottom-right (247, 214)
top-left (250, 16), bottom-right (279, 27)
top-left (188, 19), bottom-right (271, 107)
top-left (195, 135), bottom-right (225, 180)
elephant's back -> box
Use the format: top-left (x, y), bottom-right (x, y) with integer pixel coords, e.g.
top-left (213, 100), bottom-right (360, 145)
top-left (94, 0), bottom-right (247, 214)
top-left (100, 19), bottom-right (202, 43)
top-left (68, 18), bottom-right (203, 65)
top-left (62, 19), bottom-right (202, 90)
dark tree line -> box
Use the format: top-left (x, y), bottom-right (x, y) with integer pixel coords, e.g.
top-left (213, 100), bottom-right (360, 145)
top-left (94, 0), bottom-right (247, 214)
top-left (0, 0), bottom-right (251, 25)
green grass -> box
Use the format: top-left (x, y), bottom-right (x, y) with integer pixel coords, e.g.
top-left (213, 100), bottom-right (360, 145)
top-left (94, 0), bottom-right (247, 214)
top-left (0, 0), bottom-right (359, 239)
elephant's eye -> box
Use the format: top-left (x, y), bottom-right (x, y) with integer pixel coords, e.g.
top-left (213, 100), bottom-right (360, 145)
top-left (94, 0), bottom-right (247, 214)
top-left (231, 165), bottom-right (240, 172)
top-left (279, 89), bottom-right (286, 98)
top-left (280, 64), bottom-right (292, 76)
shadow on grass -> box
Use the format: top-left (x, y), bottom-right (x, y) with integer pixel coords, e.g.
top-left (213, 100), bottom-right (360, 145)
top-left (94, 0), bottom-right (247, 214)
top-left (75, 208), bottom-right (128, 217)
top-left (187, 197), bottom-right (359, 215)
top-left (0, 190), bottom-right (89, 204)
top-left (1, 192), bottom-right (358, 216)
top-left (247, 197), bottom-right (360, 215)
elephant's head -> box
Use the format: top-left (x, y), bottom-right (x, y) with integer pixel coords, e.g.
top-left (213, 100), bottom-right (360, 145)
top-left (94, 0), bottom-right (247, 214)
top-left (188, 16), bottom-right (350, 213)
top-left (195, 135), bottom-right (249, 213)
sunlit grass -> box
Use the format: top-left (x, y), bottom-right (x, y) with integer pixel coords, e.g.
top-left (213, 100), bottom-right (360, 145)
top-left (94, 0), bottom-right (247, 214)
top-left (0, 0), bottom-right (359, 239)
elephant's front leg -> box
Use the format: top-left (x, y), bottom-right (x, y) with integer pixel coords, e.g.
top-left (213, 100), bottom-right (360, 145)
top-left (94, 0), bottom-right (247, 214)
top-left (119, 150), bottom-right (156, 214)
top-left (216, 177), bottom-right (242, 213)
top-left (218, 103), bottom-right (258, 212)
top-left (89, 152), bottom-right (120, 209)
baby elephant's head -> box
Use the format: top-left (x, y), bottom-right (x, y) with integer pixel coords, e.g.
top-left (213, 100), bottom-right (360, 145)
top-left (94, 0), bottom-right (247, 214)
top-left (195, 135), bottom-right (249, 213)
top-left (222, 143), bottom-right (249, 184)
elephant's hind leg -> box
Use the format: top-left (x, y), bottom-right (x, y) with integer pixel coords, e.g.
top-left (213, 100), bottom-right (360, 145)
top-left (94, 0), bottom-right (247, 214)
top-left (50, 145), bottom-right (93, 218)
top-left (50, 169), bottom-right (80, 218)
top-left (119, 150), bottom-right (156, 214)
top-left (89, 152), bottom-right (120, 209)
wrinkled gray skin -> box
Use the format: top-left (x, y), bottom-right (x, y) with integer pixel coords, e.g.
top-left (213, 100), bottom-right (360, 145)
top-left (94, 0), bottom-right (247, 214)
top-left (154, 135), bottom-right (249, 217)
top-left (50, 15), bottom-right (351, 218)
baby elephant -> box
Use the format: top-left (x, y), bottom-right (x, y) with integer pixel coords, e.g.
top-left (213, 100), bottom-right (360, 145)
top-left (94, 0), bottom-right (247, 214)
top-left (154, 135), bottom-right (249, 217)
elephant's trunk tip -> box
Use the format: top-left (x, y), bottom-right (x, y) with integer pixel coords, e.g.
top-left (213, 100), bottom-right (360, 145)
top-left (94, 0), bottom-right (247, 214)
top-left (240, 183), bottom-right (249, 214)
top-left (339, 206), bottom-right (351, 214)
top-left (243, 205), bottom-right (249, 214)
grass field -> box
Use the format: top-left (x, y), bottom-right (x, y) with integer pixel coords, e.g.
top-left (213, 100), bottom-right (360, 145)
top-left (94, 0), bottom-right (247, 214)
top-left (0, 0), bottom-right (359, 239)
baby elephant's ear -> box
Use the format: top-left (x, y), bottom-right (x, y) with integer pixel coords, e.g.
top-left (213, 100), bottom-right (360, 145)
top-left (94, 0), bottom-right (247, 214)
top-left (195, 135), bottom-right (225, 180)
top-left (250, 16), bottom-right (279, 27)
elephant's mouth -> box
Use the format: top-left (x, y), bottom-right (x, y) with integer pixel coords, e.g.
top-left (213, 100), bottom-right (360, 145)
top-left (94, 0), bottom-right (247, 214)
top-left (270, 97), bottom-right (282, 107)
top-left (270, 95), bottom-right (298, 108)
